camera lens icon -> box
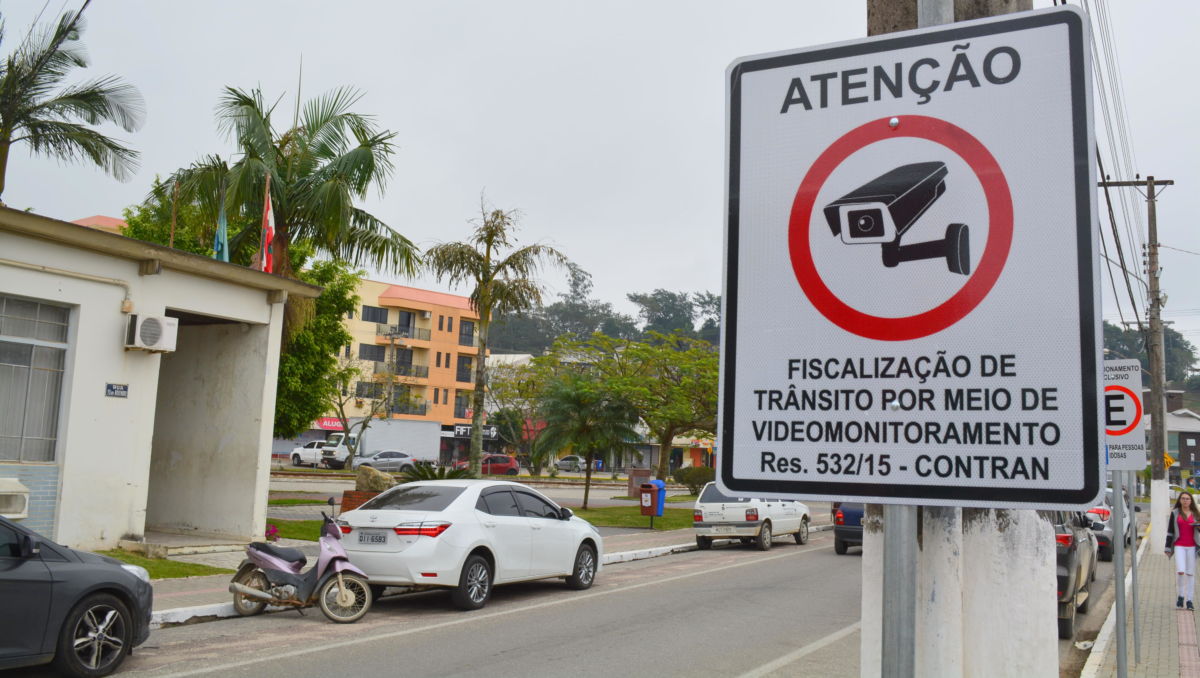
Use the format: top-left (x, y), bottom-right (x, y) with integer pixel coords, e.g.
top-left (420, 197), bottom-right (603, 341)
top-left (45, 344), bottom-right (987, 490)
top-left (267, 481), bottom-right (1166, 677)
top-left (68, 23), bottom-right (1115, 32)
top-left (848, 209), bottom-right (885, 239)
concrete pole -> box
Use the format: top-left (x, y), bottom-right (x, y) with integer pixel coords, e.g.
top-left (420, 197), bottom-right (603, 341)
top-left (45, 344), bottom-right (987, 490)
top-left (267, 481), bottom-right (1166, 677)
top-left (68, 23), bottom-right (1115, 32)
top-left (862, 2), bottom-right (1053, 677)
top-left (1146, 177), bottom-right (1170, 542)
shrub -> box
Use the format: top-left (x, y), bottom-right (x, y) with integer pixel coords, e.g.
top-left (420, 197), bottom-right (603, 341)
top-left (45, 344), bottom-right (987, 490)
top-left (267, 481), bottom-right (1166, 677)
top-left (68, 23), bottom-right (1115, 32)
top-left (673, 466), bottom-right (715, 495)
top-left (401, 465), bottom-right (476, 483)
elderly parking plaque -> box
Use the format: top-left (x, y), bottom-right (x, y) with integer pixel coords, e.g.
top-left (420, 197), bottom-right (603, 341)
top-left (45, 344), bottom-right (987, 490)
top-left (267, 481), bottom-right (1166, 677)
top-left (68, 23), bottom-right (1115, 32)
top-left (718, 7), bottom-right (1100, 508)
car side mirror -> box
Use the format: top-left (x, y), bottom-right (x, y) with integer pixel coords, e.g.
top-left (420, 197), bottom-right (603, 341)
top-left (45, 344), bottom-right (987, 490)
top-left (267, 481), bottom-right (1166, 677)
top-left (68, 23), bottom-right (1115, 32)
top-left (1092, 521), bottom-right (1106, 531)
top-left (560, 507), bottom-right (574, 521)
top-left (18, 534), bottom-right (40, 558)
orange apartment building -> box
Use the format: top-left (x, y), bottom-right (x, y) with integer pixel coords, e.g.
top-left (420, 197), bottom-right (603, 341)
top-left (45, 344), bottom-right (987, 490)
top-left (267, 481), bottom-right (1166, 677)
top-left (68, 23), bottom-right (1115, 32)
top-left (338, 280), bottom-right (498, 462)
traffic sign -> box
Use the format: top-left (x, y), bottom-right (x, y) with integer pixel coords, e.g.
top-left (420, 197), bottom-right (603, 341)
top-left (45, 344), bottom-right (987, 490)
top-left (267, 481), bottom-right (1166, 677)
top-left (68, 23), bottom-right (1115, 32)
top-left (718, 7), bottom-right (1099, 508)
top-left (1103, 359), bottom-right (1146, 470)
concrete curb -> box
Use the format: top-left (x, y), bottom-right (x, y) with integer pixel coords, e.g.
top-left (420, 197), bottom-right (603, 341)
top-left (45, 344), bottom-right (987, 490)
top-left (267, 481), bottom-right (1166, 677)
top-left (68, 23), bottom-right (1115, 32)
top-left (150, 524), bottom-right (834, 629)
top-left (1079, 527), bottom-right (1151, 678)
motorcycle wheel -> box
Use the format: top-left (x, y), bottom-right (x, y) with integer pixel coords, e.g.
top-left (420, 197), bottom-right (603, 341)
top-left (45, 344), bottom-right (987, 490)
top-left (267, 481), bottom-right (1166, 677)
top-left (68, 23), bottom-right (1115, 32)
top-left (317, 573), bottom-right (372, 623)
top-left (232, 570), bottom-right (269, 617)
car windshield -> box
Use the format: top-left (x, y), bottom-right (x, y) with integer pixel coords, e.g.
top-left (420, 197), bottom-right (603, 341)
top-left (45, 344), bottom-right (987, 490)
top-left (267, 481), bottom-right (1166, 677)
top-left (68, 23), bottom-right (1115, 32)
top-left (359, 485), bottom-right (466, 511)
top-left (698, 484), bottom-right (750, 503)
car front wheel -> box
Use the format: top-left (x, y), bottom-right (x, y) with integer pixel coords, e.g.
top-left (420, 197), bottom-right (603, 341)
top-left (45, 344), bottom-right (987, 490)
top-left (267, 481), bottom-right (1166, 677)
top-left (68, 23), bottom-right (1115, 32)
top-left (566, 544), bottom-right (597, 590)
top-left (292, 454), bottom-right (301, 466)
top-left (53, 593), bottom-right (131, 678)
top-left (795, 519), bottom-right (809, 545)
top-left (506, 468), bottom-right (519, 475)
top-left (452, 554), bottom-right (493, 610)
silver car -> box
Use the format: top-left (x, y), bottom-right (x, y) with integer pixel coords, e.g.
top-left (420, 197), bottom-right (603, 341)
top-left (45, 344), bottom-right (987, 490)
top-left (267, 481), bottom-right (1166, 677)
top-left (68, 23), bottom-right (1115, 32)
top-left (555, 455), bottom-right (586, 472)
top-left (350, 450), bottom-right (426, 473)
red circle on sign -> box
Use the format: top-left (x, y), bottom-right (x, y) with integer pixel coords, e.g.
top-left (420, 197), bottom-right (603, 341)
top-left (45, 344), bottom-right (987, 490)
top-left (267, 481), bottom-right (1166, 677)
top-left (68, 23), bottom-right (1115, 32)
top-left (1104, 384), bottom-right (1142, 436)
top-left (788, 115), bottom-right (1014, 341)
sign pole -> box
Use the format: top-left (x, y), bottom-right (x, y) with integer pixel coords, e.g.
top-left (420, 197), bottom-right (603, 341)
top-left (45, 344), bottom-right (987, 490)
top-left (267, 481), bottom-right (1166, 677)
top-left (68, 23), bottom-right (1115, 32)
top-left (882, 504), bottom-right (918, 678)
top-left (1112, 470), bottom-right (1128, 677)
top-left (1129, 469), bottom-right (1141, 663)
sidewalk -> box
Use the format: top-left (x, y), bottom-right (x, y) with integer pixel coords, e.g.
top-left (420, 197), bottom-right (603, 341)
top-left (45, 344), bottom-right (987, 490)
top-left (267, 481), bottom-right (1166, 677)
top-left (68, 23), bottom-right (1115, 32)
top-left (1085, 533), bottom-right (1200, 678)
top-left (150, 525), bottom-right (832, 627)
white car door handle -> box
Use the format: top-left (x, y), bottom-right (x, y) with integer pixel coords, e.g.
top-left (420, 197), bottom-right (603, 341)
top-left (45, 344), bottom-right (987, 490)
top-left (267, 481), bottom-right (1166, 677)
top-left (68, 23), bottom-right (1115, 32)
top-left (532, 525), bottom-right (543, 530)
top-left (483, 521), bottom-right (497, 528)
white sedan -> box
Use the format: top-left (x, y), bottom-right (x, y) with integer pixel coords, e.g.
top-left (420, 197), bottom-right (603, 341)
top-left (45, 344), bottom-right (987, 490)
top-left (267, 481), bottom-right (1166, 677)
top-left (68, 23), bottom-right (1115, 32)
top-left (338, 480), bottom-right (602, 610)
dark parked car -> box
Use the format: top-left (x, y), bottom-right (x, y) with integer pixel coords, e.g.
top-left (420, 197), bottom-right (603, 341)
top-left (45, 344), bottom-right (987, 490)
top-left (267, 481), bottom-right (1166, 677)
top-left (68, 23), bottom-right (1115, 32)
top-left (1048, 510), bottom-right (1098, 640)
top-left (0, 515), bottom-right (153, 677)
top-left (455, 454), bottom-right (520, 476)
top-left (832, 502), bottom-right (864, 555)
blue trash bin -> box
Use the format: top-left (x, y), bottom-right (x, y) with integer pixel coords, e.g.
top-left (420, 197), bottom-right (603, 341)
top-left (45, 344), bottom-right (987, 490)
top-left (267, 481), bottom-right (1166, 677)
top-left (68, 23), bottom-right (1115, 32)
top-left (650, 479), bottom-right (666, 517)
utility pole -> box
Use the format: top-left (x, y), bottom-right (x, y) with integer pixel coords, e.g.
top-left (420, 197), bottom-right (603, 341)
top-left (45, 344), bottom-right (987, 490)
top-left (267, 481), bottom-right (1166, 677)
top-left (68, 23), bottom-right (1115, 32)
top-left (1099, 176), bottom-right (1174, 532)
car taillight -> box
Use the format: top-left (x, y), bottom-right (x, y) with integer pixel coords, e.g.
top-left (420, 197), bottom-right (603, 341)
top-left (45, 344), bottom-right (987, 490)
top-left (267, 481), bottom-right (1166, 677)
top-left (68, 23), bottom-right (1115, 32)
top-left (746, 508), bottom-right (759, 522)
top-left (336, 520), bottom-right (352, 534)
top-left (693, 509), bottom-right (703, 522)
top-left (1055, 533), bottom-right (1073, 548)
top-left (1088, 507), bottom-right (1111, 521)
top-left (835, 509), bottom-right (845, 526)
top-left (393, 522), bottom-right (452, 537)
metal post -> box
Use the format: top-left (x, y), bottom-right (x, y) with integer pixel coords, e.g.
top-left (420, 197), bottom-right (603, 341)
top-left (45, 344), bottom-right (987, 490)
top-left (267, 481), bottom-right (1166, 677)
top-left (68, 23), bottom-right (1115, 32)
top-left (1147, 178), bottom-right (1167, 495)
top-left (1128, 470), bottom-right (1141, 663)
top-left (1112, 471), bottom-right (1128, 677)
top-left (882, 504), bottom-right (918, 678)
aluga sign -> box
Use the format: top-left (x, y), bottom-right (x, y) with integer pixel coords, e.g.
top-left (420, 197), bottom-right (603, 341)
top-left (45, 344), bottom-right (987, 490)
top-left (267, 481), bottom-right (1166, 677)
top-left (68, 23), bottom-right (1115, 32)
top-left (718, 7), bottom-right (1102, 508)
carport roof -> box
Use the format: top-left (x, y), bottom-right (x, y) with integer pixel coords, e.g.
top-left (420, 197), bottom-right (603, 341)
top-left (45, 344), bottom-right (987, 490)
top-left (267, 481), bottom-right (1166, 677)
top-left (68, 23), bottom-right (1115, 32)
top-left (0, 206), bottom-right (320, 298)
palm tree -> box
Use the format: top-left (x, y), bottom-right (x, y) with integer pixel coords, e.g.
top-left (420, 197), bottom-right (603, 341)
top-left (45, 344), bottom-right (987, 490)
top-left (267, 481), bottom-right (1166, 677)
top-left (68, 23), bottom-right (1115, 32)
top-left (0, 0), bottom-right (144, 201)
top-left (426, 205), bottom-right (567, 476)
top-left (536, 373), bottom-right (639, 509)
top-left (169, 86), bottom-right (417, 279)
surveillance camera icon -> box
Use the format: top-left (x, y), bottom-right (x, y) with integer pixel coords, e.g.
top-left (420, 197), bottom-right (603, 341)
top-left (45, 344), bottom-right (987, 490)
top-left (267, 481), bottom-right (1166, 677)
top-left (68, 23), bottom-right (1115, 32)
top-left (821, 161), bottom-right (970, 275)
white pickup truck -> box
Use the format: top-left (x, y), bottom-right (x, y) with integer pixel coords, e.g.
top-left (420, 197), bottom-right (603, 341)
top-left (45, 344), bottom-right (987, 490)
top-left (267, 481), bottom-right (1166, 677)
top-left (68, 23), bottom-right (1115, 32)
top-left (692, 482), bottom-right (810, 551)
top-left (290, 440), bottom-right (327, 468)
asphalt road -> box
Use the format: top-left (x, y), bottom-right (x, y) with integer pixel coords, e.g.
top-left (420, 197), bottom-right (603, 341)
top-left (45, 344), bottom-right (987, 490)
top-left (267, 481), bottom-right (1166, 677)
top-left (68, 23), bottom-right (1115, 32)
top-left (13, 531), bottom-right (863, 678)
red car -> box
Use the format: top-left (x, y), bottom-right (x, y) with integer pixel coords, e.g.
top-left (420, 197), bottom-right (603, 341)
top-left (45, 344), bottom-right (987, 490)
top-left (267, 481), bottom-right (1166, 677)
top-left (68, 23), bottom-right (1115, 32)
top-left (454, 454), bottom-right (520, 476)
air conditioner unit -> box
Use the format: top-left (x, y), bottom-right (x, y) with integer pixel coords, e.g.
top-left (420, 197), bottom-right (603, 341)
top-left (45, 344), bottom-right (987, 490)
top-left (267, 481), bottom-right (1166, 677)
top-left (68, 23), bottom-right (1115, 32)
top-left (422, 310), bottom-right (432, 319)
top-left (125, 314), bottom-right (178, 352)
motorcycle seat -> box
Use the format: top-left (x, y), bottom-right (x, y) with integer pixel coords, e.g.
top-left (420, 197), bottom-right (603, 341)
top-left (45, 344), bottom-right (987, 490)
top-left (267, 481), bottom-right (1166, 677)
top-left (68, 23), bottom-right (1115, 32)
top-left (249, 541), bottom-right (308, 565)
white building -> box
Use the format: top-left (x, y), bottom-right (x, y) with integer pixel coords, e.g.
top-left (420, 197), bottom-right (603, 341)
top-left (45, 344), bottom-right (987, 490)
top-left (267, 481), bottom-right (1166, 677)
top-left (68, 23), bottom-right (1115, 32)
top-left (0, 208), bottom-right (318, 549)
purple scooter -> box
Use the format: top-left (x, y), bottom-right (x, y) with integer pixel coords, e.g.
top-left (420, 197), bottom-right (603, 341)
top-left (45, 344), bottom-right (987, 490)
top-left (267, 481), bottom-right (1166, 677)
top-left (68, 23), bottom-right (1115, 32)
top-left (229, 512), bottom-right (372, 623)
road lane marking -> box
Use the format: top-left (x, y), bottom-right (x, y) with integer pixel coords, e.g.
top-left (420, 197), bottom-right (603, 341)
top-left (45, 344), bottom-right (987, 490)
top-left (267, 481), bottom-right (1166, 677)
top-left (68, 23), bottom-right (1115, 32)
top-left (735, 622), bottom-right (861, 678)
top-left (156, 540), bottom-right (835, 677)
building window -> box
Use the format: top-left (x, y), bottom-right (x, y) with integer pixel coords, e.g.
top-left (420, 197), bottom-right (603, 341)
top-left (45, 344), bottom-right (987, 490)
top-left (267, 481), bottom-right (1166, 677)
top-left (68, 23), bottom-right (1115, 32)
top-left (0, 295), bottom-right (69, 462)
top-left (433, 389), bottom-right (440, 405)
top-left (458, 319), bottom-right (475, 347)
top-left (447, 317), bottom-right (454, 333)
top-left (359, 343), bottom-right (386, 363)
top-left (343, 344), bottom-right (351, 358)
top-left (456, 355), bottom-right (473, 383)
top-left (443, 388), bottom-right (449, 405)
top-left (438, 315), bottom-right (444, 331)
top-left (361, 305), bottom-right (388, 324)
top-left (435, 352), bottom-right (442, 368)
top-left (454, 391), bottom-right (470, 419)
top-left (397, 310), bottom-right (414, 331)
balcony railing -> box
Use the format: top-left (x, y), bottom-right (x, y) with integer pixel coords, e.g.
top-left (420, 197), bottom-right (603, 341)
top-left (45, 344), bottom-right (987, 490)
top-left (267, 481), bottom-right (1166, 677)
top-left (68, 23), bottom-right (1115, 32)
top-left (454, 405), bottom-right (469, 418)
top-left (458, 333), bottom-right (479, 348)
top-left (456, 369), bottom-right (473, 383)
top-left (372, 361), bottom-right (429, 379)
top-left (391, 400), bottom-right (429, 416)
top-left (376, 324), bottom-right (431, 341)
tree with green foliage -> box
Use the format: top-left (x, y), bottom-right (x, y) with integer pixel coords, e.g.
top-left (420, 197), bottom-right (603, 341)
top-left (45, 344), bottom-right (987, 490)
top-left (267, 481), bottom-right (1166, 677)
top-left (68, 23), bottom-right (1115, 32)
top-left (627, 289), bottom-right (696, 338)
top-left (0, 0), bottom-right (143, 202)
top-left (487, 359), bottom-right (564, 475)
top-left (167, 86), bottom-right (417, 280)
top-left (426, 204), bottom-right (567, 476)
top-left (536, 372), bottom-right (639, 509)
top-left (694, 292), bottom-right (721, 345)
top-left (123, 177), bottom-right (261, 259)
top-left (274, 260), bottom-right (361, 437)
top-left (552, 332), bottom-right (718, 480)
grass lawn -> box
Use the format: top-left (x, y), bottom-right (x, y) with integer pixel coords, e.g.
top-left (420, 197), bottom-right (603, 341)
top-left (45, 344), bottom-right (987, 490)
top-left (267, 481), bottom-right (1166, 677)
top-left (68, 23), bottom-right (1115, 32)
top-left (98, 550), bottom-right (234, 580)
top-left (268, 498), bottom-right (329, 506)
top-left (610, 494), bottom-right (697, 503)
top-left (268, 519), bottom-right (323, 541)
top-left (572, 506), bottom-right (693, 531)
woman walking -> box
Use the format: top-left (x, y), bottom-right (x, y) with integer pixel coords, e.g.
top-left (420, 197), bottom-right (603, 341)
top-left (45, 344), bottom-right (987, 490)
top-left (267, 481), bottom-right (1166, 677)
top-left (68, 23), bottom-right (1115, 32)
top-left (1165, 490), bottom-right (1200, 609)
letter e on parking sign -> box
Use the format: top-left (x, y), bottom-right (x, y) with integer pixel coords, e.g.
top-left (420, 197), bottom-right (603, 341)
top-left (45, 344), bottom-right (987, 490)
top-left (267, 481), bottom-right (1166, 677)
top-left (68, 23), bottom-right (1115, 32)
top-left (718, 7), bottom-right (1101, 509)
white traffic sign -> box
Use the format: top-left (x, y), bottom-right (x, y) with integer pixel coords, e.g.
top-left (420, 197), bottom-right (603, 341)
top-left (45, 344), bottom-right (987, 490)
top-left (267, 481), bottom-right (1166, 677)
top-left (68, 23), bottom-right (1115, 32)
top-left (718, 7), bottom-right (1100, 508)
top-left (1104, 359), bottom-right (1147, 471)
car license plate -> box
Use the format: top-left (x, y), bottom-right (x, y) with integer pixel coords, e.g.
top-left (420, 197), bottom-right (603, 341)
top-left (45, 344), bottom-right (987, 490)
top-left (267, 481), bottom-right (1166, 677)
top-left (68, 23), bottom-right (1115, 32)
top-left (714, 525), bottom-right (733, 533)
top-left (358, 530), bottom-right (387, 545)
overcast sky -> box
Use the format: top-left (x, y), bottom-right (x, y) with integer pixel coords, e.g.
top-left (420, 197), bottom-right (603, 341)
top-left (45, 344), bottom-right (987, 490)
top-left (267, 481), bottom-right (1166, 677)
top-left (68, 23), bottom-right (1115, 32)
top-left (3, 1), bottom-right (1198, 347)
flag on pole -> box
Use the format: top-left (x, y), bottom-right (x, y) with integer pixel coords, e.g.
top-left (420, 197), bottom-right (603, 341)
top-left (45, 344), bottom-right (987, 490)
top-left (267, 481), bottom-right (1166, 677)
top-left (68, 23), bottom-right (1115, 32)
top-left (259, 173), bottom-right (274, 273)
top-left (212, 181), bottom-right (229, 263)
